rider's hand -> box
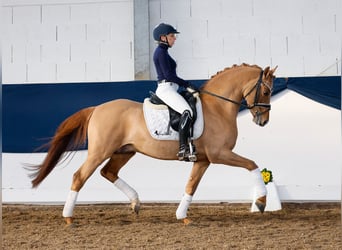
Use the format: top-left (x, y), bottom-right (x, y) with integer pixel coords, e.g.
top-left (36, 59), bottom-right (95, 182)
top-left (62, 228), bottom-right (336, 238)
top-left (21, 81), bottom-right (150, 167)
top-left (186, 83), bottom-right (200, 97)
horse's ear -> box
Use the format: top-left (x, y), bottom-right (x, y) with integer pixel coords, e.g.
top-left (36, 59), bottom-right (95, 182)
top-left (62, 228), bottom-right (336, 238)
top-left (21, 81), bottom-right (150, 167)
top-left (271, 65), bottom-right (278, 74)
top-left (264, 66), bottom-right (278, 78)
top-left (263, 66), bottom-right (270, 77)
top-left (269, 65), bottom-right (278, 78)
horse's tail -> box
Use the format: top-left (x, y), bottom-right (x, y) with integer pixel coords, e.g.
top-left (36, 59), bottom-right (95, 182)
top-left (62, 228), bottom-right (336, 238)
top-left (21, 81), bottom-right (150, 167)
top-left (30, 107), bottom-right (95, 188)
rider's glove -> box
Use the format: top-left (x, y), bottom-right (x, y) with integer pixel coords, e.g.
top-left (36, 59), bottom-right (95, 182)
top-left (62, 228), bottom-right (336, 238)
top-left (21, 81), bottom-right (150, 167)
top-left (186, 83), bottom-right (200, 97)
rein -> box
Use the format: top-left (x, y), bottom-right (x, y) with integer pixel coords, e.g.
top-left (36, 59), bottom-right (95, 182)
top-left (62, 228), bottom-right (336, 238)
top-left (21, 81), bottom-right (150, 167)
top-left (200, 70), bottom-right (272, 110)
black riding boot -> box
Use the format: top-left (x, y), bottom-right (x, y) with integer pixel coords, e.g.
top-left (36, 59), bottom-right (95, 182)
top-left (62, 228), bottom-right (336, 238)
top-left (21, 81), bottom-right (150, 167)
top-left (177, 110), bottom-right (197, 161)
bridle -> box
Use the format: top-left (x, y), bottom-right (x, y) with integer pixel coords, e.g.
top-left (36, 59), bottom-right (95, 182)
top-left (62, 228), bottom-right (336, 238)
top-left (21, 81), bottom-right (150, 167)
top-left (200, 70), bottom-right (273, 113)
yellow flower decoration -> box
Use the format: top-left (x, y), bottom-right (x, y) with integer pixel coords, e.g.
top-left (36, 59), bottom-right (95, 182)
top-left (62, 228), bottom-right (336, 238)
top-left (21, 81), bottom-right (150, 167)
top-left (261, 168), bottom-right (273, 185)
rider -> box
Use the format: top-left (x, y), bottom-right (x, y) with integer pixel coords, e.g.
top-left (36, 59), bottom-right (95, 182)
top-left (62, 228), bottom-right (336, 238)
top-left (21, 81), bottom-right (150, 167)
top-left (152, 23), bottom-right (198, 161)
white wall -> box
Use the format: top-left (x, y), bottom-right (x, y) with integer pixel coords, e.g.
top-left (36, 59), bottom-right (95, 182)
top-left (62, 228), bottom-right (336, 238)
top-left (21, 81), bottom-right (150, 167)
top-left (2, 0), bottom-right (134, 83)
top-left (2, 0), bottom-right (341, 83)
top-left (149, 0), bottom-right (342, 79)
top-left (2, 91), bottom-right (340, 203)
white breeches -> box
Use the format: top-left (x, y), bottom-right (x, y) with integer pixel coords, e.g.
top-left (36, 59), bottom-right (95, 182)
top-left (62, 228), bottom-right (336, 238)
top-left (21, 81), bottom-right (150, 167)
top-left (156, 82), bottom-right (193, 116)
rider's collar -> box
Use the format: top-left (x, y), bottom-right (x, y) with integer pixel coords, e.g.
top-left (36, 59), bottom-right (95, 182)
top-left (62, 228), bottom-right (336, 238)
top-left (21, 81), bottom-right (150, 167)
top-left (159, 41), bottom-right (170, 48)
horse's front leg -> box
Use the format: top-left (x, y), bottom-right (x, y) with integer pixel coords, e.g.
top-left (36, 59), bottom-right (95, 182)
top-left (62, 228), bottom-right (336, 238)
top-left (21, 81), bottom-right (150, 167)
top-left (210, 150), bottom-right (267, 213)
top-left (176, 160), bottom-right (209, 225)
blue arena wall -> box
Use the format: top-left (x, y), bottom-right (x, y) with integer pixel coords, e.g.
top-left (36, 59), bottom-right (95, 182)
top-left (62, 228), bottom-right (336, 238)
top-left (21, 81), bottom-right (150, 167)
top-left (3, 76), bottom-right (340, 153)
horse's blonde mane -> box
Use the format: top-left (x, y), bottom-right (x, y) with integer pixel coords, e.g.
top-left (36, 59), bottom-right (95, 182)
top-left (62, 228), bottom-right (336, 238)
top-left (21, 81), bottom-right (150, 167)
top-left (210, 63), bottom-right (262, 80)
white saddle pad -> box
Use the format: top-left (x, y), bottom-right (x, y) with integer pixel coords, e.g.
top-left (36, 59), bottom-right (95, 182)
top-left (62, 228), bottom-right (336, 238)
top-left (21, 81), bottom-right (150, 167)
top-left (143, 97), bottom-right (204, 140)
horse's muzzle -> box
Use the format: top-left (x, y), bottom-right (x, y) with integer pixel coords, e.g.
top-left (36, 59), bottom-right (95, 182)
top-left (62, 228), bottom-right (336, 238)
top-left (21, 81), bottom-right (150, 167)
top-left (253, 111), bottom-right (269, 127)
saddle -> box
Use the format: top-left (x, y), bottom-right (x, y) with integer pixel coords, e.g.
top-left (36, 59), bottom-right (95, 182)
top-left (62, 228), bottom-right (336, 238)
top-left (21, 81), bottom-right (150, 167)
top-left (148, 90), bottom-right (198, 132)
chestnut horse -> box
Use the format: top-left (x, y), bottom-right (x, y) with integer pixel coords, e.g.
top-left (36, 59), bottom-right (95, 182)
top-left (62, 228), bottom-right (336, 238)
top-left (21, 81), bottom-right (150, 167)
top-left (29, 63), bottom-right (277, 226)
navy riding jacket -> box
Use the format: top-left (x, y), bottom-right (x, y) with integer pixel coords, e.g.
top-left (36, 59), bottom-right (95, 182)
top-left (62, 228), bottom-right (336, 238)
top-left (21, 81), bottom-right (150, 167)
top-left (153, 43), bottom-right (189, 88)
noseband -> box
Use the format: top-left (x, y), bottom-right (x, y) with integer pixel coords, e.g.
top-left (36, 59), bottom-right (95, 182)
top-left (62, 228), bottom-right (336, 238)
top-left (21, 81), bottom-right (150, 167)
top-left (200, 70), bottom-right (273, 112)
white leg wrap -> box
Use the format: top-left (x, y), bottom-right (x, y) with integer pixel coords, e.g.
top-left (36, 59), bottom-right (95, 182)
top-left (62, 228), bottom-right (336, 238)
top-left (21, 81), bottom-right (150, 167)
top-left (176, 193), bottom-right (193, 220)
top-left (251, 168), bottom-right (267, 197)
top-left (63, 190), bottom-right (78, 218)
top-left (114, 178), bottom-right (139, 202)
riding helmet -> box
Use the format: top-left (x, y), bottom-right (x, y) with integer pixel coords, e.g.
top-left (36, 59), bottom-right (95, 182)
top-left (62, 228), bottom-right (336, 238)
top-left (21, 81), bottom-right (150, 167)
top-left (153, 23), bottom-right (179, 41)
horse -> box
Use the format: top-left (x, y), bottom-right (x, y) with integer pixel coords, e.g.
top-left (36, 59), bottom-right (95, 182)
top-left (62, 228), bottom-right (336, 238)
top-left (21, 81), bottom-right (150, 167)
top-left (29, 63), bottom-right (277, 226)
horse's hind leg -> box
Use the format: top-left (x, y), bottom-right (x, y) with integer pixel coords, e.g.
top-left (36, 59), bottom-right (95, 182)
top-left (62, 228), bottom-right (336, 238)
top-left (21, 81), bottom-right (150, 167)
top-left (100, 152), bottom-right (140, 214)
top-left (63, 155), bottom-right (107, 226)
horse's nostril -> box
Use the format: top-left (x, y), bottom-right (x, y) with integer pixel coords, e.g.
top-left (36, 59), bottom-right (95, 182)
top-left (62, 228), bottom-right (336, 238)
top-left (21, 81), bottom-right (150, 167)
top-left (262, 120), bottom-right (269, 126)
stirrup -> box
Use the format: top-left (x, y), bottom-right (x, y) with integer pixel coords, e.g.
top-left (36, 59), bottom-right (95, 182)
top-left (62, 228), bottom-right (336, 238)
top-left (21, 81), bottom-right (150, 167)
top-left (177, 145), bottom-right (197, 162)
top-left (187, 142), bottom-right (197, 162)
top-left (177, 152), bottom-right (197, 162)
top-left (187, 154), bottom-right (197, 162)
top-left (177, 148), bottom-right (188, 161)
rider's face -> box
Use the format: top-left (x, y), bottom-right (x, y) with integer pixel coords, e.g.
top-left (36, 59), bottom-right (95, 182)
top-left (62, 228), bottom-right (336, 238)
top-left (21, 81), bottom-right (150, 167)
top-left (161, 33), bottom-right (177, 47)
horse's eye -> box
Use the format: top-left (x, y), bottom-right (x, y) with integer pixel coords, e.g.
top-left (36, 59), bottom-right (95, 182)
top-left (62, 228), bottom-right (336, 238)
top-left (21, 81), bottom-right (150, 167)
top-left (263, 91), bottom-right (270, 96)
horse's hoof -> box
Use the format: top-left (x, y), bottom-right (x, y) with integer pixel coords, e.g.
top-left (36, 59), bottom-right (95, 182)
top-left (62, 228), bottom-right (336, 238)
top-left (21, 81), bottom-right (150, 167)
top-left (131, 199), bottom-right (140, 215)
top-left (64, 223), bottom-right (76, 229)
top-left (183, 218), bottom-right (193, 226)
top-left (64, 217), bottom-right (76, 228)
top-left (65, 217), bottom-right (73, 224)
top-left (255, 196), bottom-right (267, 213)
